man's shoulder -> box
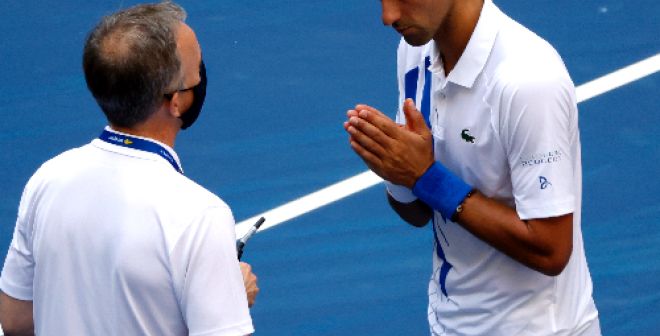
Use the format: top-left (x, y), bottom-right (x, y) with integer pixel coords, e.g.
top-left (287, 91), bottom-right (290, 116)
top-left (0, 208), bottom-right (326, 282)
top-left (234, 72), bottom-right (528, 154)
top-left (175, 176), bottom-right (227, 209)
top-left (27, 144), bottom-right (94, 185)
top-left (482, 21), bottom-right (573, 104)
top-left (42, 142), bottom-right (93, 165)
top-left (487, 15), bottom-right (569, 84)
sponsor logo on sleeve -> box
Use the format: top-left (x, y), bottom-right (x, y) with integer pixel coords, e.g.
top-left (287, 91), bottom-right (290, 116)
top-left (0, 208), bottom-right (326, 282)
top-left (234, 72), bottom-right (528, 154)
top-left (520, 150), bottom-right (562, 168)
top-left (539, 176), bottom-right (552, 189)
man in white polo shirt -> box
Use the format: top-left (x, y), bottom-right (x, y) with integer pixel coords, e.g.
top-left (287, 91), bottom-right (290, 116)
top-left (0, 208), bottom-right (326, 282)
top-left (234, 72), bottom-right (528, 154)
top-left (0, 2), bottom-right (257, 335)
top-left (344, 0), bottom-right (600, 335)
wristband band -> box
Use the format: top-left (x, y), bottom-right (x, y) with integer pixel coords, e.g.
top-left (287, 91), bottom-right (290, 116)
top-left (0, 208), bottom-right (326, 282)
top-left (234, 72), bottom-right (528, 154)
top-left (412, 161), bottom-right (472, 221)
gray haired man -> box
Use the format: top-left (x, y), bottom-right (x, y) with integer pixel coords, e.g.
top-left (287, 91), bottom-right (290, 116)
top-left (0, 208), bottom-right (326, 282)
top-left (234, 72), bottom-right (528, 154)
top-left (0, 2), bottom-right (258, 335)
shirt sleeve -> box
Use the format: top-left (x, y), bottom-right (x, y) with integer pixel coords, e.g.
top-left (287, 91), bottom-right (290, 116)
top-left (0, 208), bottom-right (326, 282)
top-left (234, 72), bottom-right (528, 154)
top-left (0, 174), bottom-right (39, 301)
top-left (497, 69), bottom-right (579, 220)
top-left (170, 206), bottom-right (254, 336)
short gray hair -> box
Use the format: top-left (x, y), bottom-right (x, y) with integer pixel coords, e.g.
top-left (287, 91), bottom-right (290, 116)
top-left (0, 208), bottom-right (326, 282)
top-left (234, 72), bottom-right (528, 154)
top-left (83, 1), bottom-right (187, 127)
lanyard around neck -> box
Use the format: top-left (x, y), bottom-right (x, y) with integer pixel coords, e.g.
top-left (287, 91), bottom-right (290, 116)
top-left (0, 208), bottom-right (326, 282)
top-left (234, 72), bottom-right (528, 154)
top-left (98, 129), bottom-right (183, 174)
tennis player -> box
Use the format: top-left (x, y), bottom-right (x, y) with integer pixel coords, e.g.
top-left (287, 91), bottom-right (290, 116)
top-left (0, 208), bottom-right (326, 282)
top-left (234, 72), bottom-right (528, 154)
top-left (344, 0), bottom-right (600, 334)
top-left (0, 2), bottom-right (257, 335)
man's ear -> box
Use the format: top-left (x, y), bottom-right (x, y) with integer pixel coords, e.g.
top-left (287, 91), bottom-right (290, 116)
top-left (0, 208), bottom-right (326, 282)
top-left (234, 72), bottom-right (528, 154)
top-left (167, 92), bottom-right (183, 118)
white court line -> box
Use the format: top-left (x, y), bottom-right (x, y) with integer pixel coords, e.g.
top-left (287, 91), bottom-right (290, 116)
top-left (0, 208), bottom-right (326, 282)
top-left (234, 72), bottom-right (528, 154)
top-left (236, 53), bottom-right (660, 237)
top-left (576, 53), bottom-right (660, 102)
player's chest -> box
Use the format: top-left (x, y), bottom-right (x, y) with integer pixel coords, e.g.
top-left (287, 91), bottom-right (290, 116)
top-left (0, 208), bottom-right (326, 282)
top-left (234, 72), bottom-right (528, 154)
top-left (430, 85), bottom-right (509, 189)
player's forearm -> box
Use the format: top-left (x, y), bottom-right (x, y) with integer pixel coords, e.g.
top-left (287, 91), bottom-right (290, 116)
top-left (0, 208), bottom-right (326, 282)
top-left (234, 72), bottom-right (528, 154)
top-left (387, 193), bottom-right (432, 227)
top-left (0, 292), bottom-right (34, 336)
top-left (452, 191), bottom-right (573, 276)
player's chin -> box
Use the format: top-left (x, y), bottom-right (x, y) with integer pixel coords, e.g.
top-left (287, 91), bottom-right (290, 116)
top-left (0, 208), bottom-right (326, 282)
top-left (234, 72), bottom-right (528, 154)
top-left (401, 32), bottom-right (432, 46)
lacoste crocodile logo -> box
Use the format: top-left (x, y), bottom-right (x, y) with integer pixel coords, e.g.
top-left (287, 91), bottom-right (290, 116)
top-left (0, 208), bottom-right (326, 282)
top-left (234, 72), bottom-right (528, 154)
top-left (461, 129), bottom-right (475, 143)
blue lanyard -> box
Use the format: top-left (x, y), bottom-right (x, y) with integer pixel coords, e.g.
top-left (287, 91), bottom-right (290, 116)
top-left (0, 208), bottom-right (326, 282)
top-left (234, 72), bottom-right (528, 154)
top-left (98, 129), bottom-right (183, 174)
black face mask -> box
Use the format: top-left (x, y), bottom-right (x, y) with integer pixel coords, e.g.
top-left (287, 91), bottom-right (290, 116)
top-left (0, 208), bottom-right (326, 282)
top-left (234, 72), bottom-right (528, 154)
top-left (179, 60), bottom-right (207, 130)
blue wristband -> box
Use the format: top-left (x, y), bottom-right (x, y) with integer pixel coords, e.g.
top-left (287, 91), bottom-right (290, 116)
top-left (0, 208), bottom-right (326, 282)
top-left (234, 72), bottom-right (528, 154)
top-left (412, 162), bottom-right (472, 221)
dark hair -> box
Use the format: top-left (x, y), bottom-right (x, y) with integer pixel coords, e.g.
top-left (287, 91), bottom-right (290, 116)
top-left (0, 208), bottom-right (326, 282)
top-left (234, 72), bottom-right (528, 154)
top-left (83, 1), bottom-right (186, 127)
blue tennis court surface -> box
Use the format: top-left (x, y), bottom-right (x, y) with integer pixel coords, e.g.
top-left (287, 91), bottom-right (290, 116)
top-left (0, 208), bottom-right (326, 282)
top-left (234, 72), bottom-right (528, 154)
top-left (1, 1), bottom-right (658, 334)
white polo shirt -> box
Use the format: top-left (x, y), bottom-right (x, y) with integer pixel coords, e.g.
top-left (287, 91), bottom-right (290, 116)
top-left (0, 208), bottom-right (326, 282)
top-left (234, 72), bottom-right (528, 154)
top-left (390, 1), bottom-right (599, 335)
top-left (0, 128), bottom-right (254, 336)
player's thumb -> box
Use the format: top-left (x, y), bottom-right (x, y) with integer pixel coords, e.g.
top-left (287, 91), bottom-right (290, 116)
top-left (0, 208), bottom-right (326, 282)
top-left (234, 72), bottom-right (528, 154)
top-left (403, 99), bottom-right (429, 134)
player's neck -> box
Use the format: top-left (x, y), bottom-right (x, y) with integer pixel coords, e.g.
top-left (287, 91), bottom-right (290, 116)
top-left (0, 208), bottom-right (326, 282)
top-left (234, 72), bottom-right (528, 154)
top-left (433, 0), bottom-right (483, 75)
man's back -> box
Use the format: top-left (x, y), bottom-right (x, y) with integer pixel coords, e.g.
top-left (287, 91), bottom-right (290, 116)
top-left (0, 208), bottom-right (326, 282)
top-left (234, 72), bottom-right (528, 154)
top-left (2, 136), bottom-right (253, 335)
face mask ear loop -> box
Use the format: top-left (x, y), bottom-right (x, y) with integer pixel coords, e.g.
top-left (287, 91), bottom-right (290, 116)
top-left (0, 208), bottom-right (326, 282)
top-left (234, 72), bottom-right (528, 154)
top-left (179, 60), bottom-right (207, 130)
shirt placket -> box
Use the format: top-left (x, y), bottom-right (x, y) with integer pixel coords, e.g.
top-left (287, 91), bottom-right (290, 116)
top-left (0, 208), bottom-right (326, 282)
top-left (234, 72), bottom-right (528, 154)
top-left (431, 72), bottom-right (449, 141)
